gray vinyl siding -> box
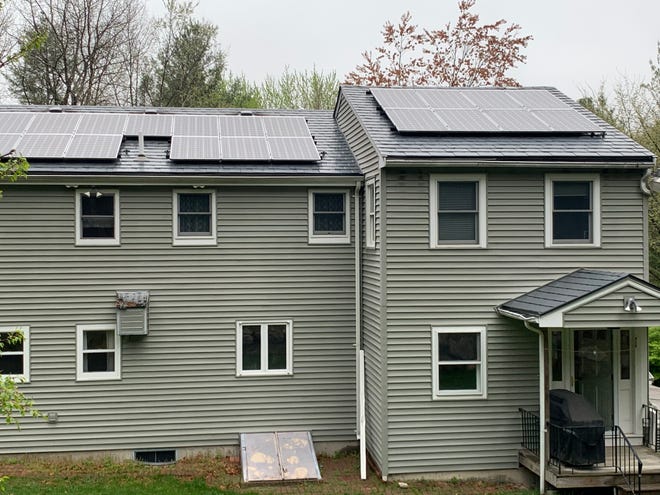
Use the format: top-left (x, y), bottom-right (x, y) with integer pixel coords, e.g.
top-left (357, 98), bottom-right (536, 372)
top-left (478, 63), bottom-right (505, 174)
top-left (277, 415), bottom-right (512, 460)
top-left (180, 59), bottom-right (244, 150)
top-left (336, 95), bottom-right (387, 471)
top-left (0, 185), bottom-right (356, 454)
top-left (383, 167), bottom-right (646, 475)
top-left (564, 289), bottom-right (660, 327)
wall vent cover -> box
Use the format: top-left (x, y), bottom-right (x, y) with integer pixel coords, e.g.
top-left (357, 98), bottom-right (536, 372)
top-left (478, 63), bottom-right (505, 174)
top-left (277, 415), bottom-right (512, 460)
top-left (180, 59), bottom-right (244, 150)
top-left (116, 290), bottom-right (149, 335)
top-left (134, 449), bottom-right (176, 464)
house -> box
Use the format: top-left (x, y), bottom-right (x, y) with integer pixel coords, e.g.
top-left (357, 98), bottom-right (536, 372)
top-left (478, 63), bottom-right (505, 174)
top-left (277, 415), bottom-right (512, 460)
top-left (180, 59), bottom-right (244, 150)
top-left (0, 86), bottom-right (657, 491)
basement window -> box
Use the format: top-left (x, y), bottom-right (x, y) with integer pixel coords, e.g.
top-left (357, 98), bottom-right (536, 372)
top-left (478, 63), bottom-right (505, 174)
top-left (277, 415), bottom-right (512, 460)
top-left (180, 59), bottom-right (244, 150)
top-left (134, 449), bottom-right (176, 464)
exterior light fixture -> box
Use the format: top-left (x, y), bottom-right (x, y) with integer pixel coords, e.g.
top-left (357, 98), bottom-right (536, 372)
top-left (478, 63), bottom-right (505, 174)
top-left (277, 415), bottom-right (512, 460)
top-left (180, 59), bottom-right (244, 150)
top-left (623, 297), bottom-right (642, 313)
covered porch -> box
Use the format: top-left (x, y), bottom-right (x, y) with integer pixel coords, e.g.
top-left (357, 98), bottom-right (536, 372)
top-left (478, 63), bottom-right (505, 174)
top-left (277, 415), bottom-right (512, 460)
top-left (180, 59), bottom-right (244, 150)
top-left (496, 269), bottom-right (660, 494)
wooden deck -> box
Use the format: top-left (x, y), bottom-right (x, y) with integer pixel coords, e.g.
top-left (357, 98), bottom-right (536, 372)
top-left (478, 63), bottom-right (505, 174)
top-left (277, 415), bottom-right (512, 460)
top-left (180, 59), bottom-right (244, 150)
top-left (519, 446), bottom-right (660, 490)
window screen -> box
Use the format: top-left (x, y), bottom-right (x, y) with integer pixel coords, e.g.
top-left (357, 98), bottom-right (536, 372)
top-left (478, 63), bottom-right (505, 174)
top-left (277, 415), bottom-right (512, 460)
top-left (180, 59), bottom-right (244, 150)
top-left (552, 181), bottom-right (592, 242)
top-left (437, 181), bottom-right (478, 243)
top-left (81, 194), bottom-right (115, 238)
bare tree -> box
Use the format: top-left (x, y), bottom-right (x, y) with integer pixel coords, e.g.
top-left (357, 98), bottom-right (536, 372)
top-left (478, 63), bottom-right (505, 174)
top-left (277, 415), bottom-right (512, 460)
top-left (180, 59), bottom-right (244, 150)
top-left (6, 0), bottom-right (152, 105)
top-left (346, 0), bottom-right (532, 87)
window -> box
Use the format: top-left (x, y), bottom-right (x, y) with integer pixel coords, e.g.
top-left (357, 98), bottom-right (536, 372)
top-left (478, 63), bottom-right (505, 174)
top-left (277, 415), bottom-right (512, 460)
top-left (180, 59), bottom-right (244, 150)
top-left (308, 190), bottom-right (350, 244)
top-left (236, 320), bottom-right (293, 376)
top-left (429, 174), bottom-right (487, 248)
top-left (545, 174), bottom-right (600, 247)
top-left (432, 326), bottom-right (486, 399)
top-left (75, 189), bottom-right (120, 246)
top-left (173, 190), bottom-right (217, 245)
top-left (366, 179), bottom-right (376, 248)
top-left (0, 326), bottom-right (29, 381)
top-left (76, 324), bottom-right (121, 381)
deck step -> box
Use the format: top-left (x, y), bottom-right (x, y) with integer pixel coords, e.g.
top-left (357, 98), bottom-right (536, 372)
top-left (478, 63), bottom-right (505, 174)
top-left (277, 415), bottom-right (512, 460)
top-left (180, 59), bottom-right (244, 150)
top-left (618, 482), bottom-right (660, 494)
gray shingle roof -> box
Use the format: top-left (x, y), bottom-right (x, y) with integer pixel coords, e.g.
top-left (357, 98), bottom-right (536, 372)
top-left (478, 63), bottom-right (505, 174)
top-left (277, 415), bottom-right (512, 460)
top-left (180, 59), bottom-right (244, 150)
top-left (497, 268), bottom-right (637, 319)
top-left (338, 86), bottom-right (655, 164)
top-left (0, 106), bottom-right (361, 177)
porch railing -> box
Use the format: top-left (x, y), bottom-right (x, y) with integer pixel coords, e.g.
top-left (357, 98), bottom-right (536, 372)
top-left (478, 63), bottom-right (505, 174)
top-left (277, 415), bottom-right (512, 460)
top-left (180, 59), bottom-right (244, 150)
top-left (643, 403), bottom-right (660, 452)
top-left (612, 425), bottom-right (643, 495)
top-left (519, 408), bottom-right (643, 494)
top-left (519, 407), bottom-right (540, 456)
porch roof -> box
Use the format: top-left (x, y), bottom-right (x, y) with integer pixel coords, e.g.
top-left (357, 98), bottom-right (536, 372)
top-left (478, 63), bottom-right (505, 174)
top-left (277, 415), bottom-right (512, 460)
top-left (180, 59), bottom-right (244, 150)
top-left (495, 269), bottom-right (660, 328)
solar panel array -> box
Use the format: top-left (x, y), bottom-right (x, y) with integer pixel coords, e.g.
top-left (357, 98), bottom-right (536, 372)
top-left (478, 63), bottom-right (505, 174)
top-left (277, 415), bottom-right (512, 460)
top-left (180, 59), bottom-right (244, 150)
top-left (168, 115), bottom-right (320, 161)
top-left (0, 112), bottom-right (320, 162)
top-left (370, 88), bottom-right (604, 134)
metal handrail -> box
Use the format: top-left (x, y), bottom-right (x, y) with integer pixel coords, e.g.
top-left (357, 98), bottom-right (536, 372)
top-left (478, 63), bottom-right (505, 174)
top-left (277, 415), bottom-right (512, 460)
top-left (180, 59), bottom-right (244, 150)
top-left (612, 425), bottom-right (642, 495)
top-left (643, 403), bottom-right (660, 452)
top-left (519, 408), bottom-right (540, 456)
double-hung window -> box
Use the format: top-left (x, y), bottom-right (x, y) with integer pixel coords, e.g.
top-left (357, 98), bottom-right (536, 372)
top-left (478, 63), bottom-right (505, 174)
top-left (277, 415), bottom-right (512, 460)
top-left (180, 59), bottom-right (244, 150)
top-left (432, 326), bottom-right (487, 399)
top-left (308, 190), bottom-right (350, 244)
top-left (429, 174), bottom-right (487, 248)
top-left (0, 326), bottom-right (29, 381)
top-left (173, 190), bottom-right (217, 245)
top-left (365, 179), bottom-right (376, 248)
top-left (76, 324), bottom-right (121, 381)
top-left (75, 190), bottom-right (120, 246)
top-left (545, 174), bottom-right (600, 247)
top-left (236, 320), bottom-right (293, 376)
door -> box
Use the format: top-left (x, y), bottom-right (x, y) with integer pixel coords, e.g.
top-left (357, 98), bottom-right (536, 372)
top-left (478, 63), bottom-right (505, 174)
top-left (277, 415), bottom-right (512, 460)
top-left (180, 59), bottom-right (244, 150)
top-left (616, 329), bottom-right (634, 432)
top-left (573, 329), bottom-right (614, 428)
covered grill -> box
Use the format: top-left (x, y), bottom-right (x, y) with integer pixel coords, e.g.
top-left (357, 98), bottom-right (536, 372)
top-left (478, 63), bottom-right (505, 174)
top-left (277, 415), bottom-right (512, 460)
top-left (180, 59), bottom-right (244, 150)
top-left (549, 389), bottom-right (605, 466)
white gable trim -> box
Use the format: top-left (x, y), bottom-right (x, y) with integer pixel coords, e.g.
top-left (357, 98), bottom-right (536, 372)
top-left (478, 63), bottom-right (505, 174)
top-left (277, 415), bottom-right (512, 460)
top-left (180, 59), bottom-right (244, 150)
top-left (538, 278), bottom-right (660, 328)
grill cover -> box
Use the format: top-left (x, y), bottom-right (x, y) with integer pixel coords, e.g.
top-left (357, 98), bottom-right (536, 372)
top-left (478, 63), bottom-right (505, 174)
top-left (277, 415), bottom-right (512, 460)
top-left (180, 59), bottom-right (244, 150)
top-left (549, 389), bottom-right (605, 466)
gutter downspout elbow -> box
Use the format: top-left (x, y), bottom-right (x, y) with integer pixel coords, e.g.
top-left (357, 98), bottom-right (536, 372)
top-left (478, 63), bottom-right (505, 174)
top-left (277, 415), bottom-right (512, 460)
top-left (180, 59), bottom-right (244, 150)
top-left (641, 168), bottom-right (653, 196)
top-left (524, 320), bottom-right (546, 494)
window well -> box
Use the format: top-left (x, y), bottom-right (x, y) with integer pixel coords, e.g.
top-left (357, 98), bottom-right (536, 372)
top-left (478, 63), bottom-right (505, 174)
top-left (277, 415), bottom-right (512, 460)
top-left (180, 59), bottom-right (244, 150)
top-left (240, 431), bottom-right (321, 482)
top-left (134, 449), bottom-right (176, 464)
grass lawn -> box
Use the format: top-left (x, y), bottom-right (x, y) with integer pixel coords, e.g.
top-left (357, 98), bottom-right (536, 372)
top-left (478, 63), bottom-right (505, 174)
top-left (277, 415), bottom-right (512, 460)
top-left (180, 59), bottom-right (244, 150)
top-left (0, 453), bottom-right (538, 495)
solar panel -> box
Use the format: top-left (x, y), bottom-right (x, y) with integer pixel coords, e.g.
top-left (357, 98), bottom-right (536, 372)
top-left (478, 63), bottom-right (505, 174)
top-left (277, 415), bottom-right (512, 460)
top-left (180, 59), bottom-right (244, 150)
top-left (531, 109), bottom-right (603, 132)
top-left (462, 90), bottom-right (522, 109)
top-left (15, 134), bottom-right (72, 158)
top-left (65, 134), bottom-right (123, 159)
top-left (170, 136), bottom-right (220, 160)
top-left (269, 137), bottom-right (320, 161)
top-left (372, 87), bottom-right (604, 134)
top-left (125, 114), bottom-right (173, 137)
top-left (0, 113), bottom-right (36, 134)
top-left (510, 90), bottom-right (570, 109)
top-left (262, 116), bottom-right (310, 137)
top-left (483, 109), bottom-right (550, 132)
top-left (77, 114), bottom-right (127, 135)
top-left (418, 91), bottom-right (474, 109)
top-left (173, 115), bottom-right (219, 136)
top-left (436, 109), bottom-right (500, 132)
top-left (221, 137), bottom-right (270, 160)
top-left (28, 113), bottom-right (81, 134)
top-left (218, 116), bottom-right (265, 137)
top-left (370, 87), bottom-right (427, 109)
top-left (384, 108), bottom-right (447, 132)
top-left (0, 134), bottom-right (22, 154)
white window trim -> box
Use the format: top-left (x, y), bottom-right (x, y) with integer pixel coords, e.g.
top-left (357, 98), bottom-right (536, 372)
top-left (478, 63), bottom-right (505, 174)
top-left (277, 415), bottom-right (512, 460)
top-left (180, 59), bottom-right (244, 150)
top-left (432, 326), bottom-right (487, 400)
top-left (236, 320), bottom-right (293, 377)
top-left (429, 174), bottom-right (487, 249)
top-left (365, 178), bottom-right (376, 249)
top-left (75, 189), bottom-right (120, 246)
top-left (76, 323), bottom-right (121, 381)
top-left (308, 189), bottom-right (350, 245)
top-left (0, 326), bottom-right (30, 382)
top-left (172, 189), bottom-right (217, 246)
top-left (545, 173), bottom-right (601, 248)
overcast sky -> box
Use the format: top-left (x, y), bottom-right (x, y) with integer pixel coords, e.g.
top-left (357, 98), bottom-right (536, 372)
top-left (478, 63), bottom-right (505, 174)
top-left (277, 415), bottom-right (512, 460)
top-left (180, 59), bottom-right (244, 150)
top-left (147, 0), bottom-right (659, 100)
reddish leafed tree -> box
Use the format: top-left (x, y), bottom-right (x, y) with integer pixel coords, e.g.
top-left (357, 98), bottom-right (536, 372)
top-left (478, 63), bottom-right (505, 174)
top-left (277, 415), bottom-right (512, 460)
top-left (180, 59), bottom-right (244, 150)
top-left (345, 0), bottom-right (533, 87)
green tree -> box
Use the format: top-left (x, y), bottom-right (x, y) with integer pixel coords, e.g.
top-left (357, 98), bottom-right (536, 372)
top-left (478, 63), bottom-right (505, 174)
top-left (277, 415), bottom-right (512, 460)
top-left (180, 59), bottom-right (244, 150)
top-left (579, 44), bottom-right (660, 283)
top-left (6, 0), bottom-right (150, 105)
top-left (260, 66), bottom-right (339, 110)
top-left (346, 0), bottom-right (532, 87)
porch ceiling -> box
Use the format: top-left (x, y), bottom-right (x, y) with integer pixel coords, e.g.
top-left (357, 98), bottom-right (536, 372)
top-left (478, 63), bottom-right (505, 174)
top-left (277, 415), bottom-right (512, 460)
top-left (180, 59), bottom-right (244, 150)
top-left (495, 269), bottom-right (660, 328)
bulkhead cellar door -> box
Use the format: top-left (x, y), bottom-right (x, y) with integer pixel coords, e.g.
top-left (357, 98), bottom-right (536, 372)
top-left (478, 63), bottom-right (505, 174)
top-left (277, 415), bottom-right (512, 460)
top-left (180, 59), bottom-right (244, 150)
top-left (239, 431), bottom-right (321, 482)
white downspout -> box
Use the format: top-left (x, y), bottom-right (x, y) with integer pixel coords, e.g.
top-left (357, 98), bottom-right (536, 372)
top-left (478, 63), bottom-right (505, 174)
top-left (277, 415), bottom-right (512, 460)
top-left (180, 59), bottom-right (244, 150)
top-left (525, 321), bottom-right (546, 494)
top-left (353, 181), bottom-right (366, 480)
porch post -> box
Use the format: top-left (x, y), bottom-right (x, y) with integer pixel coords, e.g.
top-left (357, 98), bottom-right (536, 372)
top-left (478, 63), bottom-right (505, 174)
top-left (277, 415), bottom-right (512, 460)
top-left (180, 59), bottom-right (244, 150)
top-left (525, 321), bottom-right (546, 494)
